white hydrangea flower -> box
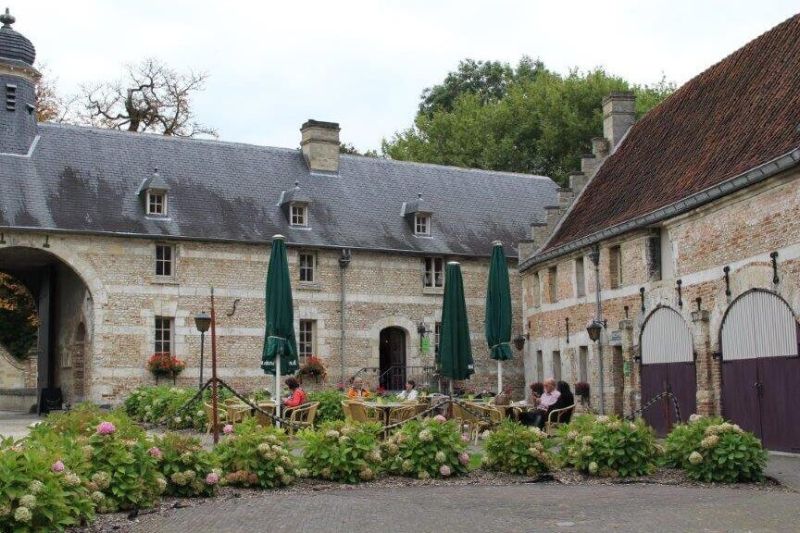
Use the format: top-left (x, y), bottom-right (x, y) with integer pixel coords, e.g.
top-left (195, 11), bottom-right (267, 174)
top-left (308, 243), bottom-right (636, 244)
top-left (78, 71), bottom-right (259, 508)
top-left (688, 451), bottom-right (703, 465)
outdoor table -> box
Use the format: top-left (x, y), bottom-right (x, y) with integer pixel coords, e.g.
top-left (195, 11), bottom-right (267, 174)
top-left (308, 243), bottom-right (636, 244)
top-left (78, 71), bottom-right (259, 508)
top-left (363, 401), bottom-right (407, 436)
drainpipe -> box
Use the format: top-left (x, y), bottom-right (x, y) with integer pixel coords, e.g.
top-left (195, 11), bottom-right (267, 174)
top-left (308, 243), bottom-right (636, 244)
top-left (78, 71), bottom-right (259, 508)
top-left (338, 249), bottom-right (351, 382)
top-left (588, 244), bottom-right (606, 415)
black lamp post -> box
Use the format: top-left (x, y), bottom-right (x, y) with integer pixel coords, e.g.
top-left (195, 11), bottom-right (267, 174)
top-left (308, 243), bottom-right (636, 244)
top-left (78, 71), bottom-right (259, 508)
top-left (194, 311), bottom-right (212, 389)
top-left (586, 319), bottom-right (604, 342)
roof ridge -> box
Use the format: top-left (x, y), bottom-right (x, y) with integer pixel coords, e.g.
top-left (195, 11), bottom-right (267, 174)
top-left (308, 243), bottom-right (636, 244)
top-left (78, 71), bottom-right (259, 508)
top-left (343, 153), bottom-right (552, 181)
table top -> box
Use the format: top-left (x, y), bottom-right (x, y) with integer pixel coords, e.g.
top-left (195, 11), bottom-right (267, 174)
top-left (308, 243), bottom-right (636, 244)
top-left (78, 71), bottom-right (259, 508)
top-left (362, 401), bottom-right (407, 409)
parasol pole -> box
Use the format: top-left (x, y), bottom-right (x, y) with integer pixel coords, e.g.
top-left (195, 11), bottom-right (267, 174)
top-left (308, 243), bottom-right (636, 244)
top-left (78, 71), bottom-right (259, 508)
top-left (210, 286), bottom-right (219, 444)
top-left (275, 343), bottom-right (282, 426)
top-left (497, 360), bottom-right (503, 394)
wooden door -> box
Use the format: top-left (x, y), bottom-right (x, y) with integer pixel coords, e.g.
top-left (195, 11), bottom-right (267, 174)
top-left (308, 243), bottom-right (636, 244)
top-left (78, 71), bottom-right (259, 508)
top-left (379, 327), bottom-right (406, 390)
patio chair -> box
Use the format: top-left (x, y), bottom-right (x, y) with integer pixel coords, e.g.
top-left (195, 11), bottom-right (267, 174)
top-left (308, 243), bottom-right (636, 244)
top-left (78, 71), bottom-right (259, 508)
top-left (254, 402), bottom-right (276, 427)
top-left (341, 400), bottom-right (353, 421)
top-left (462, 402), bottom-right (504, 444)
top-left (545, 403), bottom-right (575, 435)
top-left (387, 404), bottom-right (418, 426)
top-left (203, 402), bottom-right (227, 434)
top-left (347, 401), bottom-right (372, 423)
top-left (225, 401), bottom-right (251, 424)
top-left (284, 402), bottom-right (319, 435)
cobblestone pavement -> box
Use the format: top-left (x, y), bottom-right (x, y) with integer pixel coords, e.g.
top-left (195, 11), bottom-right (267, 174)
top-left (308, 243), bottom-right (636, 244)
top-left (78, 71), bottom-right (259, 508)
top-left (131, 483), bottom-right (800, 533)
top-left (0, 411), bottom-right (39, 439)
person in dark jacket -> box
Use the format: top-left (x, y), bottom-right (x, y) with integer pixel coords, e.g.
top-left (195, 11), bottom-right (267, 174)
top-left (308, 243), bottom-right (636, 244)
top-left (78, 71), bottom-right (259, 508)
top-left (547, 381), bottom-right (575, 425)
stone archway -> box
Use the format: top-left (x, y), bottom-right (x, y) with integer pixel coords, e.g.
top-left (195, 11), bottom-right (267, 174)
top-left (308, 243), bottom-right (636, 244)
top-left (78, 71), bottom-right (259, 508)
top-left (0, 245), bottom-right (97, 411)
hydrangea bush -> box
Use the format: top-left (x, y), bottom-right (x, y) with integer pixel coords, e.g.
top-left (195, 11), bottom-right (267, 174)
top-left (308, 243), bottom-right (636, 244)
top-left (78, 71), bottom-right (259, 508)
top-left (561, 415), bottom-right (659, 477)
top-left (0, 436), bottom-right (95, 532)
top-left (383, 418), bottom-right (469, 479)
top-left (213, 419), bottom-right (298, 489)
top-left (667, 415), bottom-right (766, 482)
top-left (306, 390), bottom-right (346, 425)
top-left (300, 421), bottom-right (382, 483)
top-left (153, 433), bottom-right (220, 497)
top-left (123, 386), bottom-right (209, 431)
top-left (482, 421), bottom-right (554, 476)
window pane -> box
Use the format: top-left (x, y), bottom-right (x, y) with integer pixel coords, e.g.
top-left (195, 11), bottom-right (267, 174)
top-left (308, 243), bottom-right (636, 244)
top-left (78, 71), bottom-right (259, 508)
top-left (298, 320), bottom-right (315, 363)
top-left (576, 258), bottom-right (585, 297)
top-left (434, 321), bottom-right (441, 357)
top-left (299, 253), bottom-right (314, 282)
top-left (154, 316), bottom-right (172, 354)
top-left (155, 245), bottom-right (173, 277)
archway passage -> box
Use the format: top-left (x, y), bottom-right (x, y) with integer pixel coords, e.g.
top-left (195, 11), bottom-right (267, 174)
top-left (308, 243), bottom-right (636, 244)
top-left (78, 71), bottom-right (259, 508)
top-left (379, 327), bottom-right (406, 391)
top-left (721, 289), bottom-right (800, 452)
top-left (0, 246), bottom-right (92, 413)
top-left (640, 307), bottom-right (696, 435)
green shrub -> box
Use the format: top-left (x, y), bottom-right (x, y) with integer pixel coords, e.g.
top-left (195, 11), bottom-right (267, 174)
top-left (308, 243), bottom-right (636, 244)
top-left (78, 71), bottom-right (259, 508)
top-left (563, 415), bottom-right (659, 477)
top-left (307, 390), bottom-right (346, 425)
top-left (383, 418), bottom-right (469, 479)
top-left (214, 419), bottom-right (297, 489)
top-left (663, 415), bottom-right (722, 468)
top-left (300, 421), bottom-right (382, 483)
top-left (38, 403), bottom-right (145, 441)
top-left (482, 421), bottom-right (554, 476)
top-left (153, 433), bottom-right (220, 497)
top-left (123, 386), bottom-right (208, 431)
top-left (677, 418), bottom-right (766, 483)
top-left (0, 436), bottom-right (95, 532)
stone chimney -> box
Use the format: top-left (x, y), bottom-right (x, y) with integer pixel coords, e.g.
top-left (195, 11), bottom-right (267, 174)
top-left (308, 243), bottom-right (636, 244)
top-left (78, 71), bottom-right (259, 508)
top-left (602, 92), bottom-right (636, 150)
top-left (569, 171), bottom-right (589, 195)
top-left (300, 119), bottom-right (340, 173)
top-left (591, 137), bottom-right (610, 158)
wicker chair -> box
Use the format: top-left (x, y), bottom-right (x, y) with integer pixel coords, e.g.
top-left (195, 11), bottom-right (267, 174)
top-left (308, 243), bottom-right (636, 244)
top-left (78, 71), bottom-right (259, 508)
top-left (545, 403), bottom-right (575, 435)
top-left (203, 402), bottom-right (227, 434)
top-left (285, 402), bottom-right (319, 435)
top-left (254, 402), bottom-right (276, 427)
top-left (341, 400), bottom-right (353, 421)
top-left (225, 401), bottom-right (251, 424)
top-left (346, 401), bottom-right (372, 423)
top-left (387, 404), bottom-right (418, 426)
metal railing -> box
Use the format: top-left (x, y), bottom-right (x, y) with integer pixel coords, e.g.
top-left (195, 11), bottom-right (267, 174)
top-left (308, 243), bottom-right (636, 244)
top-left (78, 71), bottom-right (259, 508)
top-left (347, 365), bottom-right (437, 392)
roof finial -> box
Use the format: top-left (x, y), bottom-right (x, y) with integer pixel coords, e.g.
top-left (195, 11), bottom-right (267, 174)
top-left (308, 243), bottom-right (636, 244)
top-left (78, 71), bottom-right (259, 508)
top-left (1, 8), bottom-right (15, 27)
top-left (417, 193), bottom-right (422, 199)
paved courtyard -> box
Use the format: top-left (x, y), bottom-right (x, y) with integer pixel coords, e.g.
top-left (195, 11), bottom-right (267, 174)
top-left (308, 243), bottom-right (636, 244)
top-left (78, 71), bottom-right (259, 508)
top-left (129, 483), bottom-right (799, 533)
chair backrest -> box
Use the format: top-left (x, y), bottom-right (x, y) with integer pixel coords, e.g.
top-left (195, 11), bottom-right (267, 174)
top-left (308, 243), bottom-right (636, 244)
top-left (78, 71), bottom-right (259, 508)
top-left (341, 401), bottom-right (353, 420)
top-left (389, 405), bottom-right (417, 425)
top-left (305, 402), bottom-right (319, 426)
top-left (452, 402), bottom-right (478, 423)
top-left (348, 401), bottom-right (369, 423)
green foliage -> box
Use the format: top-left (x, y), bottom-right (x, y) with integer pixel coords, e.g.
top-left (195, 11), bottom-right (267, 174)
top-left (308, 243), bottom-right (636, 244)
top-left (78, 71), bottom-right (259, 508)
top-left (383, 418), bottom-right (469, 479)
top-left (561, 415), bottom-right (659, 477)
top-left (213, 419), bottom-right (297, 489)
top-left (383, 59), bottom-right (675, 184)
top-left (670, 418), bottom-right (766, 483)
top-left (0, 436), bottom-right (94, 532)
top-left (663, 415), bottom-right (723, 469)
top-left (300, 421), bottom-right (383, 483)
top-left (0, 273), bottom-right (39, 360)
top-left (123, 386), bottom-right (238, 431)
top-left (482, 421), bottom-right (554, 476)
top-left (153, 433), bottom-right (219, 497)
top-left (306, 390), bottom-right (346, 425)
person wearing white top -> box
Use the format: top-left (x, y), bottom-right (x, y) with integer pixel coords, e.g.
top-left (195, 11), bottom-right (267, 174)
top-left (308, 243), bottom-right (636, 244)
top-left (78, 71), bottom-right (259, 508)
top-left (397, 380), bottom-right (419, 401)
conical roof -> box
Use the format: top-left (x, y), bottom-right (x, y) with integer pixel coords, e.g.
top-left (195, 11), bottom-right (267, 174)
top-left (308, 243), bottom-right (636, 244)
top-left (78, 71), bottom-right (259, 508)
top-left (0, 8), bottom-right (36, 65)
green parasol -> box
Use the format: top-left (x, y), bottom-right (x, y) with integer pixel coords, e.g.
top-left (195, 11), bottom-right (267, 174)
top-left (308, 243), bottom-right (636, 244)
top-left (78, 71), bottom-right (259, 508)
top-left (485, 241), bottom-right (513, 391)
top-left (436, 261), bottom-right (474, 393)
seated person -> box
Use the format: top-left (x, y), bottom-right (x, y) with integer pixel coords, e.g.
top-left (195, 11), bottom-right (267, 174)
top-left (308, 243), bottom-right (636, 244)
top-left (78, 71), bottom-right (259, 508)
top-left (397, 379), bottom-right (419, 401)
top-left (529, 381), bottom-right (544, 403)
top-left (347, 377), bottom-right (371, 399)
top-left (282, 377), bottom-right (307, 409)
top-left (520, 378), bottom-right (560, 428)
top-left (547, 381), bottom-right (575, 425)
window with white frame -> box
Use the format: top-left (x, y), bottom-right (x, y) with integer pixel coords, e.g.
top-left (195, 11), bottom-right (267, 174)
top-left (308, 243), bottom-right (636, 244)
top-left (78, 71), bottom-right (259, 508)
top-left (298, 319), bottom-right (316, 362)
top-left (154, 316), bottom-right (173, 354)
top-left (147, 191), bottom-right (167, 216)
top-left (423, 257), bottom-right (444, 288)
top-left (155, 244), bottom-right (174, 278)
top-left (414, 214), bottom-right (431, 236)
top-left (299, 252), bottom-right (316, 283)
top-left (290, 204), bottom-right (307, 226)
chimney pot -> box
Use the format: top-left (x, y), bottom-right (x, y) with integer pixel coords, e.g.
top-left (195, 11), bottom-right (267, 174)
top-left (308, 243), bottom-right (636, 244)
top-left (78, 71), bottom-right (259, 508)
top-left (300, 119), bottom-right (341, 173)
top-left (591, 137), bottom-right (609, 158)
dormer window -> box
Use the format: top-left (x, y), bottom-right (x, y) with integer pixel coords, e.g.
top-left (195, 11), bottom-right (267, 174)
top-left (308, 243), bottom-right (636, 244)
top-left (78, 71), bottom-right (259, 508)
top-left (147, 191), bottom-right (167, 216)
top-left (414, 214), bottom-right (430, 236)
top-left (139, 169), bottom-right (170, 218)
top-left (291, 203), bottom-right (307, 226)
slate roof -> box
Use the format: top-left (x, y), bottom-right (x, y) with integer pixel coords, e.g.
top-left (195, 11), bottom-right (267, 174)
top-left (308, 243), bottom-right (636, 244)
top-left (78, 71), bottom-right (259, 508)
top-left (540, 13), bottom-right (800, 255)
top-left (0, 9), bottom-right (36, 65)
top-left (0, 123), bottom-right (557, 258)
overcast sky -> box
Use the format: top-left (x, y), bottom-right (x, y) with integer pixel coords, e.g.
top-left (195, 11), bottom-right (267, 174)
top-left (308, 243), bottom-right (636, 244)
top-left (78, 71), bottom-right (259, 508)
top-left (11, 1), bottom-right (800, 152)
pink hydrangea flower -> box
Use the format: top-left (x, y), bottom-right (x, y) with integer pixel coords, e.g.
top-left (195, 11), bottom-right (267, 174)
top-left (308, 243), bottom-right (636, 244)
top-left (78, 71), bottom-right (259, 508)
top-left (96, 421), bottom-right (116, 435)
top-left (205, 472), bottom-right (220, 485)
top-left (433, 414), bottom-right (447, 423)
top-left (51, 460), bottom-right (65, 473)
top-left (439, 465), bottom-right (451, 477)
top-left (148, 447), bottom-right (162, 460)
top-left (461, 434), bottom-right (471, 443)
top-left (223, 424), bottom-right (234, 435)
top-left (458, 452), bottom-right (470, 466)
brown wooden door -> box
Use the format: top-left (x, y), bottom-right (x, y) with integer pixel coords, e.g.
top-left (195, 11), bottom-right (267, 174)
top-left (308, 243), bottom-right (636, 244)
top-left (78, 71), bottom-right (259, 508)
top-left (641, 361), bottom-right (696, 436)
top-left (379, 327), bottom-right (406, 390)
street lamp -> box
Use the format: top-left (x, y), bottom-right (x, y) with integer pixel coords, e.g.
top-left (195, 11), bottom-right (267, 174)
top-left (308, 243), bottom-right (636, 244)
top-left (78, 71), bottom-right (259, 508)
top-left (194, 311), bottom-right (212, 389)
top-left (513, 334), bottom-right (527, 351)
top-left (586, 319), bottom-right (605, 342)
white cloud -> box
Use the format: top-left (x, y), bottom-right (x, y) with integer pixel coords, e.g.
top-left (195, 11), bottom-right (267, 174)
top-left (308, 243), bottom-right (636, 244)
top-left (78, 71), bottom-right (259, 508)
top-left (12, 0), bottom-right (799, 151)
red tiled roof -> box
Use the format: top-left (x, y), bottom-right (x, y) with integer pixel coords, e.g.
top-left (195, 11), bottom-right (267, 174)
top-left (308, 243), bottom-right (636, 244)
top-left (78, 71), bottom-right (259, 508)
top-left (543, 13), bottom-right (800, 252)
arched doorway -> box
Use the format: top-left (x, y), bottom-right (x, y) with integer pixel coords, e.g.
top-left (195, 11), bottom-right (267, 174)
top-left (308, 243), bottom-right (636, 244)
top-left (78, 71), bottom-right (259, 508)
top-left (720, 289), bottom-right (800, 451)
top-left (0, 246), bottom-right (93, 412)
top-left (639, 306), bottom-right (696, 435)
top-left (379, 327), bottom-right (406, 391)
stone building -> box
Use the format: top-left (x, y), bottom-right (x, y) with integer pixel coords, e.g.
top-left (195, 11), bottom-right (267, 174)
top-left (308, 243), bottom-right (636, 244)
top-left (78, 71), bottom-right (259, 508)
top-left (0, 11), bottom-right (558, 409)
top-left (519, 14), bottom-right (800, 451)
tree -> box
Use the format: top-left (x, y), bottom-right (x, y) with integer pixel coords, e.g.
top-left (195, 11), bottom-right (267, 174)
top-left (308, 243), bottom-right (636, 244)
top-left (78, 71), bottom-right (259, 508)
top-left (0, 273), bottom-right (38, 360)
top-left (34, 63), bottom-right (70, 123)
top-left (339, 142), bottom-right (379, 157)
top-left (383, 59), bottom-right (675, 183)
top-left (74, 58), bottom-right (216, 137)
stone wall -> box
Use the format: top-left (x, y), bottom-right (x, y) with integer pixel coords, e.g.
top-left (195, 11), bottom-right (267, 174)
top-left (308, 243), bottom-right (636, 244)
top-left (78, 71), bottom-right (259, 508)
top-left (0, 232), bottom-right (526, 404)
top-left (521, 167), bottom-right (800, 416)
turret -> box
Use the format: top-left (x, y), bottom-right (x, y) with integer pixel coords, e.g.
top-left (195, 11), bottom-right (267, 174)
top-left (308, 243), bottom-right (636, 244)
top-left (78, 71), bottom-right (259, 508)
top-left (0, 8), bottom-right (39, 155)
